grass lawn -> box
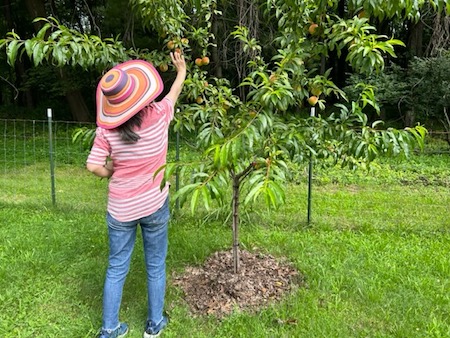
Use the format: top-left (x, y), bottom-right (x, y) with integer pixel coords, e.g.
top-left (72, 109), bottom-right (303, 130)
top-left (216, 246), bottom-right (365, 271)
top-left (0, 143), bottom-right (449, 337)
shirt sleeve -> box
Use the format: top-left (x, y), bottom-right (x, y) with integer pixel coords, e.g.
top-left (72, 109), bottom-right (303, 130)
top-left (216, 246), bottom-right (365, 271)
top-left (86, 127), bottom-right (111, 165)
top-left (153, 97), bottom-right (175, 122)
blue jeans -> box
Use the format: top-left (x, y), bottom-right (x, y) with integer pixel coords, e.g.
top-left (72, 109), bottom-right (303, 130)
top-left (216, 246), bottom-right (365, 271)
top-left (102, 197), bottom-right (169, 331)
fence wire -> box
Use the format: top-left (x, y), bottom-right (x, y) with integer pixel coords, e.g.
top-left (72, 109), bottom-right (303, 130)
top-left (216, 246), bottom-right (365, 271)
top-left (1, 119), bottom-right (93, 206)
top-left (1, 119), bottom-right (449, 224)
top-left (0, 119), bottom-right (183, 208)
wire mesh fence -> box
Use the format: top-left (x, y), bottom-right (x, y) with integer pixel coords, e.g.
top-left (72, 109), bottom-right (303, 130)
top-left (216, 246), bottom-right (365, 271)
top-left (0, 118), bottom-right (185, 209)
top-left (1, 118), bottom-right (93, 206)
top-left (1, 118), bottom-right (449, 224)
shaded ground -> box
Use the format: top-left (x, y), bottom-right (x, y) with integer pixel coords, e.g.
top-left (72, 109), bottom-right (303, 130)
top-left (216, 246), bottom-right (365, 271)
top-left (173, 249), bottom-right (305, 317)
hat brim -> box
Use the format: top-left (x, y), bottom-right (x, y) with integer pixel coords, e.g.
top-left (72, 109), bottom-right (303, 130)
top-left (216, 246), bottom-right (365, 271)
top-left (96, 60), bottom-right (163, 129)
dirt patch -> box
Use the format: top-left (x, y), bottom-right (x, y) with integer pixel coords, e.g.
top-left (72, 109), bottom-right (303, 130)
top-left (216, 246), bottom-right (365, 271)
top-left (172, 249), bottom-right (305, 317)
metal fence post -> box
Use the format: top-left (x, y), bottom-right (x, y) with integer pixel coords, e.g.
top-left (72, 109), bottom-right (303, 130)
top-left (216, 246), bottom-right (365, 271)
top-left (47, 108), bottom-right (56, 206)
top-left (175, 109), bottom-right (180, 210)
top-left (307, 106), bottom-right (315, 225)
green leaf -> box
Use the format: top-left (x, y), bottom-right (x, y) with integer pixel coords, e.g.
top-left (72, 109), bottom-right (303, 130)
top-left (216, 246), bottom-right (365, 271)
top-left (36, 23), bottom-right (52, 40)
top-left (172, 183), bottom-right (198, 202)
top-left (191, 188), bottom-right (200, 214)
top-left (32, 42), bottom-right (45, 66)
top-left (6, 40), bottom-right (20, 66)
top-left (24, 39), bottom-right (34, 58)
top-left (219, 142), bottom-right (230, 167)
top-left (354, 141), bottom-right (365, 157)
top-left (244, 181), bottom-right (264, 205)
top-left (264, 184), bottom-right (276, 207)
top-left (201, 186), bottom-right (211, 210)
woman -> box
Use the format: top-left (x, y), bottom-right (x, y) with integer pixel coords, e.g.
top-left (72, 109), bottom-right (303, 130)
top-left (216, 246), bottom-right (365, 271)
top-left (86, 51), bottom-right (186, 338)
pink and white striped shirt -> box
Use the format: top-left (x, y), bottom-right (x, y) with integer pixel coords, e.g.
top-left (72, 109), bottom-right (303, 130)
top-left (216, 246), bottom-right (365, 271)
top-left (87, 97), bottom-right (174, 222)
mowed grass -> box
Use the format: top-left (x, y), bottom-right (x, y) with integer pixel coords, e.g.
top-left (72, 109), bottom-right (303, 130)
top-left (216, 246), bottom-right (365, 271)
top-left (1, 144), bottom-right (450, 337)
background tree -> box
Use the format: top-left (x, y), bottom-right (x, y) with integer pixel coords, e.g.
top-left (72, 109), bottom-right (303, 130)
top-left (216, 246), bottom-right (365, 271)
top-left (2, 0), bottom-right (449, 122)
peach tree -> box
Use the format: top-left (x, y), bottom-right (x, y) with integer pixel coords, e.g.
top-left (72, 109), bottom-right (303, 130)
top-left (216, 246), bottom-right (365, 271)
top-left (2, 0), bottom-right (438, 273)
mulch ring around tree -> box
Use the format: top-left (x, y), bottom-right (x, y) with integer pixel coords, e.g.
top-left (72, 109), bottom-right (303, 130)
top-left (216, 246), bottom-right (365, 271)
top-left (172, 249), bottom-right (306, 317)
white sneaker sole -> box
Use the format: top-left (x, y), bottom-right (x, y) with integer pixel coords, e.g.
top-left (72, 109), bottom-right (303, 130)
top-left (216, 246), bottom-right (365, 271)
top-left (143, 330), bottom-right (162, 338)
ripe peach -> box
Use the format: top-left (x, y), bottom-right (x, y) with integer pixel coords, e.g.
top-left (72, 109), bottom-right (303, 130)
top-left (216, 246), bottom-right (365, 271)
top-left (195, 58), bottom-right (203, 66)
top-left (308, 23), bottom-right (319, 35)
top-left (201, 56), bottom-right (210, 65)
top-left (307, 95), bottom-right (318, 106)
top-left (167, 40), bottom-right (175, 50)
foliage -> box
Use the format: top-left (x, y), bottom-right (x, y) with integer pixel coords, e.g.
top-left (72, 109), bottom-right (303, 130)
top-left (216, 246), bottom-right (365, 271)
top-left (346, 0), bottom-right (450, 21)
top-left (0, 17), bottom-right (128, 70)
top-left (345, 53), bottom-right (450, 125)
top-left (326, 16), bottom-right (405, 74)
top-left (162, 102), bottom-right (427, 212)
top-left (72, 126), bottom-right (96, 151)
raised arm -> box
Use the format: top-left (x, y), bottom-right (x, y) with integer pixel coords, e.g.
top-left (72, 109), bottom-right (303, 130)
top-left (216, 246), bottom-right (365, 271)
top-left (165, 51), bottom-right (187, 103)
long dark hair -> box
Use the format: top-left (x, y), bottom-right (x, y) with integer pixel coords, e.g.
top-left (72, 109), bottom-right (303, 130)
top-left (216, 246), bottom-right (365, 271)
top-left (117, 111), bottom-right (143, 143)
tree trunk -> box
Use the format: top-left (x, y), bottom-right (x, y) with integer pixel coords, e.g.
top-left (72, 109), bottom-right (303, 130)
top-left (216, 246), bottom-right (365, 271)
top-left (330, 0), bottom-right (347, 89)
top-left (24, 0), bottom-right (47, 30)
top-left (65, 90), bottom-right (92, 122)
top-left (17, 64), bottom-right (34, 109)
top-left (404, 109), bottom-right (416, 127)
top-left (442, 110), bottom-right (450, 147)
top-left (407, 20), bottom-right (424, 57)
top-left (212, 16), bottom-right (222, 78)
top-left (231, 173), bottom-right (240, 274)
top-left (425, 12), bottom-right (450, 57)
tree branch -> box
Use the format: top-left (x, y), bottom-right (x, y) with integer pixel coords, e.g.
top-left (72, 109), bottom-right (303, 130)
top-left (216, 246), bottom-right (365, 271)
top-left (236, 162), bottom-right (254, 184)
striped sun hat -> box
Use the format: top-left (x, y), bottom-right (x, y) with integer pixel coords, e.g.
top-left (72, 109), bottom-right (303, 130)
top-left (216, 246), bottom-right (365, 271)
top-left (96, 60), bottom-right (164, 129)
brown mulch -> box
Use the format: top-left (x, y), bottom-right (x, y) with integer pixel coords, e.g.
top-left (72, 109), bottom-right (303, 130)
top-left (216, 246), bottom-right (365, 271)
top-left (172, 249), bottom-right (306, 317)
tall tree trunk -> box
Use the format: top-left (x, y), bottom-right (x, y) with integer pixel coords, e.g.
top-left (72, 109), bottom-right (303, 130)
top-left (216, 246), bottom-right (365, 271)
top-left (425, 12), bottom-right (450, 57)
top-left (65, 91), bottom-right (92, 122)
top-left (212, 16), bottom-right (222, 78)
top-left (231, 173), bottom-right (240, 274)
top-left (330, 0), bottom-right (347, 89)
top-left (407, 21), bottom-right (424, 57)
top-left (443, 110), bottom-right (450, 146)
top-left (24, 0), bottom-right (46, 30)
top-left (404, 109), bottom-right (416, 127)
top-left (17, 64), bottom-right (34, 109)
top-left (230, 163), bottom-right (254, 274)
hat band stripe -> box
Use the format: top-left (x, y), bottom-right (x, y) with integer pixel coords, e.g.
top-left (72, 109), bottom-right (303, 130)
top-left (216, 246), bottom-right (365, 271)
top-left (108, 77), bottom-right (136, 104)
top-left (103, 71), bottom-right (128, 96)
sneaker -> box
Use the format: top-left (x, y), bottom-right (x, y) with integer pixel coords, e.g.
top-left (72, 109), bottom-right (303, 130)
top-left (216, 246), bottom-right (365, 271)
top-left (99, 322), bottom-right (129, 338)
top-left (143, 316), bottom-right (168, 338)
